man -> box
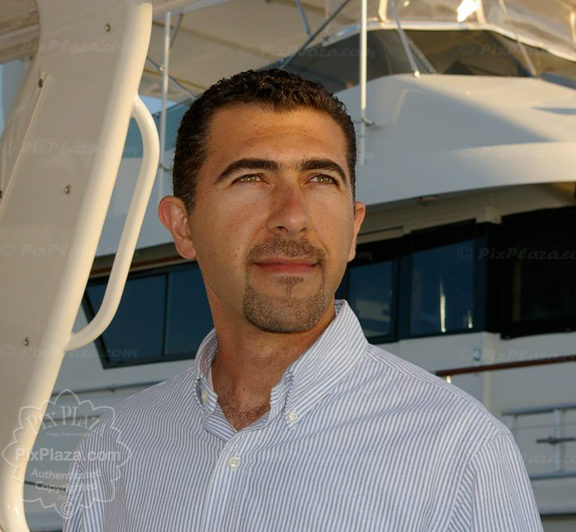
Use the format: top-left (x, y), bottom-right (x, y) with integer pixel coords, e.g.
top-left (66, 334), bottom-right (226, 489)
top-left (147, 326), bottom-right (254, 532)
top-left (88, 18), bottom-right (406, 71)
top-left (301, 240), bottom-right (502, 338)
top-left (65, 69), bottom-right (542, 530)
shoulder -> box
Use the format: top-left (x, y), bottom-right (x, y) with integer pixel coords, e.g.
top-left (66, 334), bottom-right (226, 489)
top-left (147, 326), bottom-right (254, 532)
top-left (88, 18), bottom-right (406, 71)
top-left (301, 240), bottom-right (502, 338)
top-left (87, 366), bottom-right (198, 440)
top-left (351, 343), bottom-right (510, 442)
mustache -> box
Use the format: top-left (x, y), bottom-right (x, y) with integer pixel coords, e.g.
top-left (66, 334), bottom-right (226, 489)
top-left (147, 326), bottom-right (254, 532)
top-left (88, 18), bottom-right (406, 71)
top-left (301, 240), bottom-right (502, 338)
top-left (247, 238), bottom-right (325, 264)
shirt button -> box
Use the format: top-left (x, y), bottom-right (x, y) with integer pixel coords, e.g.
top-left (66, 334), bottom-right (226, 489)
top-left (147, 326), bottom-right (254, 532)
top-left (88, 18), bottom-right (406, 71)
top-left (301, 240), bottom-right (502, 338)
top-left (286, 411), bottom-right (299, 423)
top-left (227, 456), bottom-right (241, 470)
top-left (200, 389), bottom-right (209, 405)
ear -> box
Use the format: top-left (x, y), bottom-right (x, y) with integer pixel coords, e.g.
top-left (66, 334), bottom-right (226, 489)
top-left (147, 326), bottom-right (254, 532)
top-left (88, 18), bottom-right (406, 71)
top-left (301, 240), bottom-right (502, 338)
top-left (158, 196), bottom-right (197, 259)
top-left (347, 201), bottom-right (366, 261)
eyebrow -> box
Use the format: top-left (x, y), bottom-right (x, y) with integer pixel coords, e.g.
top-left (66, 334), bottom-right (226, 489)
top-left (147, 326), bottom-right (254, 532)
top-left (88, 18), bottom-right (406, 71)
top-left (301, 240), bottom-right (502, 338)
top-left (300, 159), bottom-right (348, 186)
top-left (216, 158), bottom-right (349, 186)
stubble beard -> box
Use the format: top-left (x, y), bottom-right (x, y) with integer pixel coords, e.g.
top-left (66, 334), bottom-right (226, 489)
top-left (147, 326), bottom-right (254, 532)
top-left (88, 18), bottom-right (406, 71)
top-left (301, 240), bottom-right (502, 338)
top-left (243, 239), bottom-right (329, 333)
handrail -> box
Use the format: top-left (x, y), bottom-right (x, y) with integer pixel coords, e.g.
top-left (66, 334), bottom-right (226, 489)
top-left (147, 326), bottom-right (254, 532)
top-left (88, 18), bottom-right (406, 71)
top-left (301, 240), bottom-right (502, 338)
top-left (435, 354), bottom-right (576, 379)
top-left (66, 95), bottom-right (160, 351)
top-left (504, 401), bottom-right (576, 480)
top-left (503, 402), bottom-right (576, 417)
top-left (389, 0), bottom-right (420, 78)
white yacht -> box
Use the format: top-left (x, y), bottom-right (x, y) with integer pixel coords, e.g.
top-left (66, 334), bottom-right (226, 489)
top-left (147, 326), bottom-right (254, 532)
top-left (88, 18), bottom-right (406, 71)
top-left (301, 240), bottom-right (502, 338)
top-left (1, 0), bottom-right (576, 530)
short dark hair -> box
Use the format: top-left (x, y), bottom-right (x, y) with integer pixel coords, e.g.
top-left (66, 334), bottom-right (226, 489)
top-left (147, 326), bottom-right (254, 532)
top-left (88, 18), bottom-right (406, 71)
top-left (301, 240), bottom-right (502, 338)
top-left (172, 69), bottom-right (356, 210)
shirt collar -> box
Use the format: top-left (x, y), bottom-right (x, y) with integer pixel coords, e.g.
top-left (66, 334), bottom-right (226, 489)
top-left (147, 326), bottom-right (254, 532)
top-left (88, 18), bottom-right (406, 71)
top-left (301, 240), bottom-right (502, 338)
top-left (192, 300), bottom-right (368, 426)
top-left (193, 331), bottom-right (219, 413)
top-left (283, 300), bottom-right (368, 422)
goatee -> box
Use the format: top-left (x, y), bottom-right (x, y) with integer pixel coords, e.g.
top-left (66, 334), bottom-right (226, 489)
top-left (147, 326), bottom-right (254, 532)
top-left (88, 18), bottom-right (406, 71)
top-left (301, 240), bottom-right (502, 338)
top-left (243, 239), bottom-right (328, 333)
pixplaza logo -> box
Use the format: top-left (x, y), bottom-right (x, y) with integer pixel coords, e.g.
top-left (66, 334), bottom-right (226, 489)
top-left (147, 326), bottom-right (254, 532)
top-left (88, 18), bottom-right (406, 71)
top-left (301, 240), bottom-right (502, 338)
top-left (2, 390), bottom-right (131, 519)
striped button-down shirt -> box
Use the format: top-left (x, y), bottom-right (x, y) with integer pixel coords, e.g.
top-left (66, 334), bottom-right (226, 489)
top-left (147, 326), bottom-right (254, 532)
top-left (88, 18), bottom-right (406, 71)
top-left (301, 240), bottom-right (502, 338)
top-left (64, 300), bottom-right (542, 531)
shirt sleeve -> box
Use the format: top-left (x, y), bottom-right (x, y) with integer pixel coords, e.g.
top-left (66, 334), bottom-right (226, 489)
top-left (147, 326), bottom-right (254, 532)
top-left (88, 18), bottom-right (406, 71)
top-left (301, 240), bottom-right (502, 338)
top-left (62, 415), bottom-right (126, 531)
top-left (62, 437), bottom-right (88, 531)
top-left (447, 431), bottom-right (543, 532)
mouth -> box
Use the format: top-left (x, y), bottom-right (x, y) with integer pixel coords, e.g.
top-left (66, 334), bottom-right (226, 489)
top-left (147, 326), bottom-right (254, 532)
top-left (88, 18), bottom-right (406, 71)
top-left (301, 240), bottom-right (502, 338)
top-left (253, 257), bottom-right (319, 274)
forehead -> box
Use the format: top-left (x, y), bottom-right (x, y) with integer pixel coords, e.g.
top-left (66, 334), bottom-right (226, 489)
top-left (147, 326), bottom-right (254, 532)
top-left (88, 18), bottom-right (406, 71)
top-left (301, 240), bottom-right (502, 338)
top-left (203, 103), bottom-right (348, 167)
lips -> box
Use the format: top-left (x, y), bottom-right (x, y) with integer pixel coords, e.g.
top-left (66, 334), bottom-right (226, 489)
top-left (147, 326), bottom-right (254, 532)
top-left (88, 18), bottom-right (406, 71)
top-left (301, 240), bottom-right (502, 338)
top-left (253, 257), bottom-right (319, 274)
top-left (247, 239), bottom-right (325, 275)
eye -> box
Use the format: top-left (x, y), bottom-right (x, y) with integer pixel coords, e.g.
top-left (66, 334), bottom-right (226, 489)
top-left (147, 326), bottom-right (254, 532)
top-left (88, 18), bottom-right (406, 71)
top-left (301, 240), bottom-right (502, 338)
top-left (310, 174), bottom-right (338, 185)
top-left (234, 174), bottom-right (262, 184)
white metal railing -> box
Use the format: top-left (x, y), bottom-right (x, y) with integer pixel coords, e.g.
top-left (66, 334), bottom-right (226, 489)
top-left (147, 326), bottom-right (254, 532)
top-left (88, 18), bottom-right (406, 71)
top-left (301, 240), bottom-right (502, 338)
top-left (504, 402), bottom-right (576, 481)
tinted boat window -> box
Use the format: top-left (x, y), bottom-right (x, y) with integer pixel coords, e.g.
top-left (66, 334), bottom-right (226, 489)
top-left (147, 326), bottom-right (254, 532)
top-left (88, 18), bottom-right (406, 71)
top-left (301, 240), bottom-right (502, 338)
top-left (165, 267), bottom-right (213, 357)
top-left (84, 263), bottom-right (213, 367)
top-left (348, 260), bottom-right (396, 341)
top-left (406, 30), bottom-right (529, 77)
top-left (408, 240), bottom-right (475, 337)
top-left (86, 275), bottom-right (166, 364)
top-left (500, 207), bottom-right (576, 337)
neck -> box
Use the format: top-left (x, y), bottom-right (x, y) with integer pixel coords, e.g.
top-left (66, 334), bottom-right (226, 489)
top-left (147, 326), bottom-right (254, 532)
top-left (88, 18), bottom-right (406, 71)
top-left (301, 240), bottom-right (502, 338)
top-left (210, 302), bottom-right (335, 430)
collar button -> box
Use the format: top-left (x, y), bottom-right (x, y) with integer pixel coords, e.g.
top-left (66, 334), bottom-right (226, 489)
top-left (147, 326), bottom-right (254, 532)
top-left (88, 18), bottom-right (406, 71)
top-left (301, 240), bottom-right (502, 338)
top-left (201, 389), bottom-right (209, 405)
top-left (286, 411), bottom-right (299, 423)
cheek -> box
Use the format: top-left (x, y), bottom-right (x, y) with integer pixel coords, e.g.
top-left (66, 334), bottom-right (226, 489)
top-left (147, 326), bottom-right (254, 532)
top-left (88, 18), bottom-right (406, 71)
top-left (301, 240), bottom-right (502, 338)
top-left (313, 215), bottom-right (356, 277)
top-left (195, 214), bottom-right (258, 272)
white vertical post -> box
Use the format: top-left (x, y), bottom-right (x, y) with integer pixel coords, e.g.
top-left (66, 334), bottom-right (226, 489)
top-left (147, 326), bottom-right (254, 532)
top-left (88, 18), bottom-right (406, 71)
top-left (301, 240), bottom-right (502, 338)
top-left (359, 0), bottom-right (367, 166)
top-left (554, 408), bottom-right (561, 472)
top-left (159, 11), bottom-right (171, 187)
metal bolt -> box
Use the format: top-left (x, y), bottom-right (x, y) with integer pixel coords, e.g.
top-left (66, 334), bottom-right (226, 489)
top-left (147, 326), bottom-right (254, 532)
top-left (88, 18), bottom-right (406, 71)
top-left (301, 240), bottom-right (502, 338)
top-left (473, 348), bottom-right (482, 362)
top-left (64, 185), bottom-right (71, 194)
top-left (38, 78), bottom-right (43, 88)
top-left (104, 23), bottom-right (111, 32)
top-left (23, 337), bottom-right (30, 346)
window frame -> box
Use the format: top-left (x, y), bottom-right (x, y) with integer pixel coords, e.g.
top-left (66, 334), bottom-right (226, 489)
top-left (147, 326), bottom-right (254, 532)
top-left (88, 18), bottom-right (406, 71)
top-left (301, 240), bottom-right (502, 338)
top-left (342, 236), bottom-right (403, 344)
top-left (83, 261), bottom-right (212, 369)
top-left (396, 220), bottom-right (489, 340)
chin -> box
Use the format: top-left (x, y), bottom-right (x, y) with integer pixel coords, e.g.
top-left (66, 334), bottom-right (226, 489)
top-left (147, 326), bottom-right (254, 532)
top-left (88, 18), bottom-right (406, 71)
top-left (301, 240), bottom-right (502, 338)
top-left (242, 287), bottom-right (329, 333)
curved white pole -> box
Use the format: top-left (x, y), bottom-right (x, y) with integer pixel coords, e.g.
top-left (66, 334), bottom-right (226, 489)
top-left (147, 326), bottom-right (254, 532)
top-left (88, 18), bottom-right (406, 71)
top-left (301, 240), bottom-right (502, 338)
top-left (66, 96), bottom-right (160, 351)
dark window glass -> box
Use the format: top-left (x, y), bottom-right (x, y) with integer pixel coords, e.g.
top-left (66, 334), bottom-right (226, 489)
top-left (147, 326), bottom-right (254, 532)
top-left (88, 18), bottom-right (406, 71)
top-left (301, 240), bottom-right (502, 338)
top-left (409, 240), bottom-right (475, 337)
top-left (500, 207), bottom-right (576, 337)
top-left (265, 30), bottom-right (432, 93)
top-left (497, 36), bottom-right (576, 89)
top-left (84, 263), bottom-right (213, 367)
top-left (86, 275), bottom-right (166, 364)
top-left (406, 30), bottom-right (530, 77)
top-left (344, 239), bottom-right (401, 342)
top-left (348, 261), bottom-right (395, 340)
top-left (405, 29), bottom-right (576, 89)
top-left (165, 267), bottom-right (213, 356)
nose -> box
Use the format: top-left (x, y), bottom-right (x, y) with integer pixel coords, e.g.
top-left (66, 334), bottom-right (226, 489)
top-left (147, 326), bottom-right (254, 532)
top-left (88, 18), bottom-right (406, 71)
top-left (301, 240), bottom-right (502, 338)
top-left (265, 182), bottom-right (311, 236)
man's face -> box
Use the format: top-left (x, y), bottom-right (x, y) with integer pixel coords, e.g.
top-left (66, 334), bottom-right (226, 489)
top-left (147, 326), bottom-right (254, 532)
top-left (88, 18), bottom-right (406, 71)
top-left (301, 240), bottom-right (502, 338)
top-left (162, 103), bottom-right (365, 333)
